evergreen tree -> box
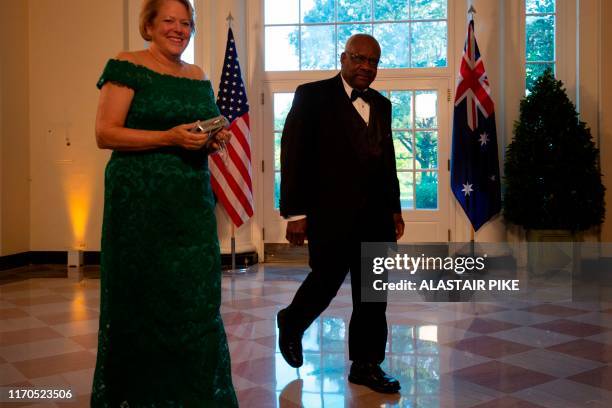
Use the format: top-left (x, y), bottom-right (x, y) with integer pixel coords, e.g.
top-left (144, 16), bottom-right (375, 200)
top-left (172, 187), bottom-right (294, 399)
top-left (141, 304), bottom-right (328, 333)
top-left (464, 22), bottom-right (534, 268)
top-left (504, 69), bottom-right (605, 231)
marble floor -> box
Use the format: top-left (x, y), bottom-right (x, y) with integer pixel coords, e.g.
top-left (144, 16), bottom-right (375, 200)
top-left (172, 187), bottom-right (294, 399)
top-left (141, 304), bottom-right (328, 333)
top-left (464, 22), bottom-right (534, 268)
top-left (1, 264), bottom-right (612, 407)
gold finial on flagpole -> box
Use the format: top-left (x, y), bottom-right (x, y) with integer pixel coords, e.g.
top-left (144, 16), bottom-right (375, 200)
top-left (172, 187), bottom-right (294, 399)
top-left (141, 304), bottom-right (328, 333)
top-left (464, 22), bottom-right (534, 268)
top-left (226, 12), bottom-right (234, 28)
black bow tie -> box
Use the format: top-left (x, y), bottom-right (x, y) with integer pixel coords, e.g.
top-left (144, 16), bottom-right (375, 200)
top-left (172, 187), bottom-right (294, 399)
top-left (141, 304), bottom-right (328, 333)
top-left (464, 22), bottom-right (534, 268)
top-left (350, 89), bottom-right (371, 103)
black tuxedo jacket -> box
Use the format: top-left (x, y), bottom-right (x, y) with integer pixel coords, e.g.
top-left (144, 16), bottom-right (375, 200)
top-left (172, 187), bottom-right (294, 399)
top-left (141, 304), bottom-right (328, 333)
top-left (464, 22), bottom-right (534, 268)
top-left (280, 74), bottom-right (401, 241)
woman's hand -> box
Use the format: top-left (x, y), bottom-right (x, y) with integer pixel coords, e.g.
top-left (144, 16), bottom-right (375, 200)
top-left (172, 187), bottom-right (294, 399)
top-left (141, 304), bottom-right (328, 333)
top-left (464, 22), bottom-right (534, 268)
top-left (207, 129), bottom-right (232, 153)
top-left (166, 122), bottom-right (209, 150)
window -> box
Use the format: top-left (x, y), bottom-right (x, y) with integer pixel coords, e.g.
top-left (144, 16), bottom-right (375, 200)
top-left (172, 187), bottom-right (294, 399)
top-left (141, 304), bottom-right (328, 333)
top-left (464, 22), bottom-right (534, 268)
top-left (272, 93), bottom-right (295, 209)
top-left (264, 0), bottom-right (448, 71)
top-left (525, 0), bottom-right (556, 92)
top-left (182, 0), bottom-right (195, 64)
top-left (272, 89), bottom-right (440, 210)
top-left (386, 89), bottom-right (439, 210)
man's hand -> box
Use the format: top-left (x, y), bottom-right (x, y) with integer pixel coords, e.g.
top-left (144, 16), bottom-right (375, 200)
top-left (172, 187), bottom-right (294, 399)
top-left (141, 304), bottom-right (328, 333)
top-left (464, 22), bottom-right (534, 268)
top-left (393, 213), bottom-right (405, 240)
top-left (286, 218), bottom-right (308, 246)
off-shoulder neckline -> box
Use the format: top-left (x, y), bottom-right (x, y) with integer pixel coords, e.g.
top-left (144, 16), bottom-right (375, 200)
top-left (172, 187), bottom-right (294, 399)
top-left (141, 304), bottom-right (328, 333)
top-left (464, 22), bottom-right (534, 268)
top-left (109, 58), bottom-right (211, 84)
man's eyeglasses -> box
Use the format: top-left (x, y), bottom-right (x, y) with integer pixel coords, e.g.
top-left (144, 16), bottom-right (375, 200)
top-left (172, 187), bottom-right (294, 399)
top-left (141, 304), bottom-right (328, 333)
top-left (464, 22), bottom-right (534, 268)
top-left (347, 52), bottom-right (380, 67)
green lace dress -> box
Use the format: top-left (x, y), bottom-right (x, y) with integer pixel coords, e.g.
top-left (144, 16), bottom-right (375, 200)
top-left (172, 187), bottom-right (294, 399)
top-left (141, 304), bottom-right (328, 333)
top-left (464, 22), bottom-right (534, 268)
top-left (91, 59), bottom-right (238, 407)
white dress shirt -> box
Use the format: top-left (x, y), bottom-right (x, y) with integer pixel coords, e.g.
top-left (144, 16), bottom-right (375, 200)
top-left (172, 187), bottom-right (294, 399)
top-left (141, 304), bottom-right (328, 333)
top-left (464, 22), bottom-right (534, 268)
top-left (340, 73), bottom-right (370, 125)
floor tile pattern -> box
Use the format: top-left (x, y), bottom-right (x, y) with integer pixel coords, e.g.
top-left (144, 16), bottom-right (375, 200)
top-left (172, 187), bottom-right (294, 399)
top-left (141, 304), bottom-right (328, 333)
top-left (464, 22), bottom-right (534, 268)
top-left (1, 264), bottom-right (611, 407)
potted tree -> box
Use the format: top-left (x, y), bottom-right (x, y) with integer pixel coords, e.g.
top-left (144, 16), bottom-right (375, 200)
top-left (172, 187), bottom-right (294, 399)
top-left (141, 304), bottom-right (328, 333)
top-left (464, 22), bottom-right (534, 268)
top-left (504, 69), bottom-right (605, 242)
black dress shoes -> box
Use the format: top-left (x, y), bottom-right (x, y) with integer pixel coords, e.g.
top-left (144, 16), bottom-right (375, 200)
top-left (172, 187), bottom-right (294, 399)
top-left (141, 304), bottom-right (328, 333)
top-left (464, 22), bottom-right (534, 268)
top-left (277, 309), bottom-right (303, 368)
top-left (348, 362), bottom-right (401, 394)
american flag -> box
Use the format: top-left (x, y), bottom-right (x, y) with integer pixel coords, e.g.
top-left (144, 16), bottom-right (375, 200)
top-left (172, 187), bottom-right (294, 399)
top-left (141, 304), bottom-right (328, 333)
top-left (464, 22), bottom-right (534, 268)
top-left (450, 17), bottom-right (501, 231)
top-left (209, 28), bottom-right (254, 227)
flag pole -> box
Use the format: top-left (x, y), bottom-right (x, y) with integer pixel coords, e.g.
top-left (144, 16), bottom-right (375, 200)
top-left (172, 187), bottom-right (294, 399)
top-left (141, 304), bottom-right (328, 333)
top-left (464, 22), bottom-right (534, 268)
top-left (470, 226), bottom-right (475, 257)
top-left (451, 2), bottom-right (500, 257)
top-left (225, 198), bottom-right (249, 276)
top-left (468, 3), bottom-right (476, 257)
top-left (221, 11), bottom-right (250, 275)
top-left (468, 4), bottom-right (476, 17)
top-left (231, 223), bottom-right (236, 270)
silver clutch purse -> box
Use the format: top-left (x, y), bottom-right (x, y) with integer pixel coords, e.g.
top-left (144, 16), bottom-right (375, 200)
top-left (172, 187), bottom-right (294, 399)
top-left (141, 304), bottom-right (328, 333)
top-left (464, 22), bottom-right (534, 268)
top-left (191, 115), bottom-right (230, 156)
top-left (192, 115), bottom-right (230, 136)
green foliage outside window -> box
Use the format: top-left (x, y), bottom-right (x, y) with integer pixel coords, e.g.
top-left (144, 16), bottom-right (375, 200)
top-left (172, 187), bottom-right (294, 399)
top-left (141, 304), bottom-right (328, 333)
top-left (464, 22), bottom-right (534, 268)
top-left (416, 173), bottom-right (437, 209)
top-left (278, 0), bottom-right (447, 70)
top-left (526, 0), bottom-right (555, 14)
top-left (525, 0), bottom-right (556, 92)
top-left (272, 88), bottom-right (439, 210)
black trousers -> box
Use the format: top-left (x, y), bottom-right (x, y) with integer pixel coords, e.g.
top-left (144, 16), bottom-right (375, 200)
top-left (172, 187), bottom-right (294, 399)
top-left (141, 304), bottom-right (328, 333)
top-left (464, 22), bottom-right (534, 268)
top-left (284, 212), bottom-right (395, 364)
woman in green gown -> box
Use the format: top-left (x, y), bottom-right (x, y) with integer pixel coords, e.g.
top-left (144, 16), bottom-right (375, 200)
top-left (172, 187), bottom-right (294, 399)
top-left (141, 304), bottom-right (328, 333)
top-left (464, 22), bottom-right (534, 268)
top-left (91, 0), bottom-right (237, 406)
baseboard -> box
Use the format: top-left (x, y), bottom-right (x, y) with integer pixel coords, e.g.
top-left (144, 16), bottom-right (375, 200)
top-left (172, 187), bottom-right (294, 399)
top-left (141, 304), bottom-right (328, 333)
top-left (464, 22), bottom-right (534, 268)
top-left (264, 243), bottom-right (309, 263)
top-left (0, 251), bottom-right (68, 271)
top-left (29, 251), bottom-right (68, 265)
top-left (0, 252), bottom-right (31, 271)
top-left (83, 251), bottom-right (100, 265)
top-left (221, 251), bottom-right (259, 269)
top-left (1, 250), bottom-right (259, 271)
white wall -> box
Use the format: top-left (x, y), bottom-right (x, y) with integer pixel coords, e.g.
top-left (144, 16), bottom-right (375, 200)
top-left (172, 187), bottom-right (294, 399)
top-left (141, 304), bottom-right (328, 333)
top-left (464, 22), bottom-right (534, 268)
top-left (0, 0), bottom-right (31, 256)
top-left (28, 0), bottom-right (121, 251)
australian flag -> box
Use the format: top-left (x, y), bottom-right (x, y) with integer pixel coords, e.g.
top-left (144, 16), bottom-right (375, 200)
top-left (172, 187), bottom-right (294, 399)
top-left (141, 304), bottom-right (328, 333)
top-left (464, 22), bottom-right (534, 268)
top-left (451, 18), bottom-right (501, 231)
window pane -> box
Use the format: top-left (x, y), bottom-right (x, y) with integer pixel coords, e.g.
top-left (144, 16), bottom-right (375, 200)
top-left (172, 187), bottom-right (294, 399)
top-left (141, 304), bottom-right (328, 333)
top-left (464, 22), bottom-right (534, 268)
top-left (375, 0), bottom-right (409, 21)
top-left (526, 15), bottom-right (555, 62)
top-left (411, 21), bottom-right (447, 67)
top-left (526, 0), bottom-right (555, 14)
top-left (301, 0), bottom-right (335, 23)
top-left (338, 0), bottom-right (371, 23)
top-left (410, 0), bottom-right (447, 20)
top-left (337, 23), bottom-right (372, 62)
top-left (182, 0), bottom-right (195, 64)
top-left (390, 90), bottom-right (413, 129)
top-left (415, 91), bottom-right (437, 128)
top-left (416, 131), bottom-right (438, 169)
top-left (265, 26), bottom-right (299, 70)
top-left (394, 132), bottom-right (414, 170)
top-left (526, 62), bottom-right (555, 93)
top-left (416, 171), bottom-right (438, 209)
top-left (265, 0), bottom-right (299, 24)
top-left (374, 23), bottom-right (410, 68)
top-left (398, 172), bottom-right (414, 209)
top-left (183, 38), bottom-right (194, 64)
top-left (265, 1), bottom-right (449, 71)
top-left (274, 133), bottom-right (281, 171)
top-left (301, 25), bottom-right (336, 70)
top-left (274, 93), bottom-right (295, 131)
top-left (274, 171), bottom-right (281, 209)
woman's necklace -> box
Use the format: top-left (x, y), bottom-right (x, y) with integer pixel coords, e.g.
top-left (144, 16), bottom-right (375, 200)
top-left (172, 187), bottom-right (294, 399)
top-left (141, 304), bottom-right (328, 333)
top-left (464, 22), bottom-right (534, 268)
top-left (148, 49), bottom-right (183, 75)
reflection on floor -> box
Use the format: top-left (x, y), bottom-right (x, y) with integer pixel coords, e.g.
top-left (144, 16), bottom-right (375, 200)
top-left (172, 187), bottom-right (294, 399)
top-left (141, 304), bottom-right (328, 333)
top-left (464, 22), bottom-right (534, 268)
top-left (1, 264), bottom-right (612, 407)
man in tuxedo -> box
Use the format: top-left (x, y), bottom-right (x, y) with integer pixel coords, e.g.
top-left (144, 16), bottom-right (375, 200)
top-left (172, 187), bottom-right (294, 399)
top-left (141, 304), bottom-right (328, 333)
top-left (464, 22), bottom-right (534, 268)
top-left (278, 34), bottom-right (405, 394)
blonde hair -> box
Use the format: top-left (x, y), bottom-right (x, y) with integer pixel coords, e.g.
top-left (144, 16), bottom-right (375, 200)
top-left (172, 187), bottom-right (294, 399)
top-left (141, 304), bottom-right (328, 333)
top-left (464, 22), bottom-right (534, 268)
top-left (139, 0), bottom-right (195, 41)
